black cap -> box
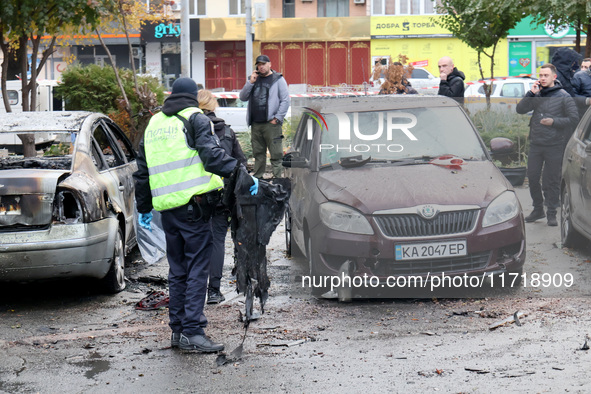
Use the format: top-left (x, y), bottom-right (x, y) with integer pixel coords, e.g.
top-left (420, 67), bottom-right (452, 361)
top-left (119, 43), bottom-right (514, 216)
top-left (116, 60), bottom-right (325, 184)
top-left (171, 77), bottom-right (199, 97)
top-left (255, 55), bottom-right (270, 65)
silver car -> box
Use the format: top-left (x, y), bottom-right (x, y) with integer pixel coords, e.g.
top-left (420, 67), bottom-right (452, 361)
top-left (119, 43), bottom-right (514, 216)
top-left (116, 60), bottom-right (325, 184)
top-left (0, 112), bottom-right (137, 292)
top-left (561, 108), bottom-right (591, 249)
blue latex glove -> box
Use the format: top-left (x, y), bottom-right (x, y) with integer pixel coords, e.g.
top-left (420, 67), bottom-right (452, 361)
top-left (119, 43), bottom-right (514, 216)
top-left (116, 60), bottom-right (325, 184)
top-left (139, 212), bottom-right (153, 232)
top-left (250, 176), bottom-right (259, 195)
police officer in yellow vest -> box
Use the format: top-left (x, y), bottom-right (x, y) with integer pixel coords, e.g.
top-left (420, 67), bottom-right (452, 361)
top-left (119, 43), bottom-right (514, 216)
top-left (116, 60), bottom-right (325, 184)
top-left (134, 78), bottom-right (258, 353)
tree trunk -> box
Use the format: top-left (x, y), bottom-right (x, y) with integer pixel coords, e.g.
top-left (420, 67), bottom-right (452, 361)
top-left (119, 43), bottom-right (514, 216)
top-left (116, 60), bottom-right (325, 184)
top-left (0, 33), bottom-right (12, 113)
top-left (19, 36), bottom-right (30, 112)
top-left (586, 22), bottom-right (591, 58)
top-left (17, 134), bottom-right (36, 158)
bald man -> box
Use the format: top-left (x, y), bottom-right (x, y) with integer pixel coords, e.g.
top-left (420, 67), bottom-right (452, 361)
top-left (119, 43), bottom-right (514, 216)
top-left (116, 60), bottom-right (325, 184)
top-left (437, 56), bottom-right (465, 105)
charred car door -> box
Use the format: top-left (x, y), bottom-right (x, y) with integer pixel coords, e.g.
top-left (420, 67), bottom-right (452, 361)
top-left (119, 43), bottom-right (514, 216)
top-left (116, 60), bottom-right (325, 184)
top-left (90, 119), bottom-right (138, 252)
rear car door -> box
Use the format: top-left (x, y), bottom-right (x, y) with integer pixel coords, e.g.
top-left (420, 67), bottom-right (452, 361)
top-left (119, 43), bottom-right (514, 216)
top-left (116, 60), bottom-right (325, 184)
top-left (91, 119), bottom-right (137, 249)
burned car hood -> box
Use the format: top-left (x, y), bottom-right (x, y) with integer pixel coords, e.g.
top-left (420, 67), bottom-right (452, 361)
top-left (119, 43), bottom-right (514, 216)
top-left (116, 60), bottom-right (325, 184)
top-left (316, 161), bottom-right (510, 213)
top-left (0, 169), bottom-right (68, 226)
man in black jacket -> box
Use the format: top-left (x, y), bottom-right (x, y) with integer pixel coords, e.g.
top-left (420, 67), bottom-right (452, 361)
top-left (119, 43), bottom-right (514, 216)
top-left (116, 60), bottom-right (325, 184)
top-left (516, 64), bottom-right (579, 226)
top-left (437, 56), bottom-right (465, 105)
top-left (134, 78), bottom-right (257, 353)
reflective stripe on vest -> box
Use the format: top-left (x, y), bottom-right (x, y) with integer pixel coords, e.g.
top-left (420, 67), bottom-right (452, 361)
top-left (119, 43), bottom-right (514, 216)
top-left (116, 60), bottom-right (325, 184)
top-left (144, 107), bottom-right (223, 211)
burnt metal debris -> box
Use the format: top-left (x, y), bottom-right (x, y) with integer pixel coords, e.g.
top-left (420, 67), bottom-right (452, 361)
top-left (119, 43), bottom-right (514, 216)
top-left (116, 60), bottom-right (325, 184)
top-left (224, 170), bottom-right (290, 328)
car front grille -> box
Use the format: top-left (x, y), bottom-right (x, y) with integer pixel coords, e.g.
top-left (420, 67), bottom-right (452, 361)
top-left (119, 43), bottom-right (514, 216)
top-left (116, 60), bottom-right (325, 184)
top-left (381, 251), bottom-right (491, 276)
top-left (374, 209), bottom-right (479, 237)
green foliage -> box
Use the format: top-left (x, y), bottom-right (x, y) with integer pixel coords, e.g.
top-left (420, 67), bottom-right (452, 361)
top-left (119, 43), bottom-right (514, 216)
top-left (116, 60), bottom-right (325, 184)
top-left (236, 131), bottom-right (252, 161)
top-left (528, 0), bottom-right (591, 57)
top-left (282, 115), bottom-right (300, 151)
top-left (470, 108), bottom-right (530, 166)
top-left (54, 64), bottom-right (165, 115)
top-left (434, 0), bottom-right (525, 90)
top-left (43, 143), bottom-right (70, 157)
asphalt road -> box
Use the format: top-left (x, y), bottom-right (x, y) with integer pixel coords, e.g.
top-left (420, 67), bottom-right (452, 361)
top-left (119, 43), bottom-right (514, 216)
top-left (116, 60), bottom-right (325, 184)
top-left (1, 185), bottom-right (591, 393)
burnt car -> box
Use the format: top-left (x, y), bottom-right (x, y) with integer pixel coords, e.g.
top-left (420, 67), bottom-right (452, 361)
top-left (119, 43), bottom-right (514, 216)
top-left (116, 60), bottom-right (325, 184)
top-left (561, 107), bottom-right (591, 249)
top-left (283, 96), bottom-right (526, 298)
top-left (0, 112), bottom-right (137, 292)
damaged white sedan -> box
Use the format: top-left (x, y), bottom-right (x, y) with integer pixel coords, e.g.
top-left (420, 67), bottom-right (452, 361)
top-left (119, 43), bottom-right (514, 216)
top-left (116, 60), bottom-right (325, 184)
top-left (0, 112), bottom-right (137, 292)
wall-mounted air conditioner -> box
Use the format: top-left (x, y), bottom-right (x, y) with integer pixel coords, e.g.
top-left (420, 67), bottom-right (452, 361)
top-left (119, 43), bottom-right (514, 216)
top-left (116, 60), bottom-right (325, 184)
top-left (353, 0), bottom-right (365, 4)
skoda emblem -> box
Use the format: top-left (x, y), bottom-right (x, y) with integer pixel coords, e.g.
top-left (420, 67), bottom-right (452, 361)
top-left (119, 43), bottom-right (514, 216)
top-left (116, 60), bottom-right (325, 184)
top-left (419, 205), bottom-right (438, 219)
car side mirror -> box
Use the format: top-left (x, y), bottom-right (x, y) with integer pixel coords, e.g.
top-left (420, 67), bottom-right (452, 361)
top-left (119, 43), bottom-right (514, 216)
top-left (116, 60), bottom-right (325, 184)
top-left (490, 137), bottom-right (515, 155)
top-left (282, 152), bottom-right (309, 168)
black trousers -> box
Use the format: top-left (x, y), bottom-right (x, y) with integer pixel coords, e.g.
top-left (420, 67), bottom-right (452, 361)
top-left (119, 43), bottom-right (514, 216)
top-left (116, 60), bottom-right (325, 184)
top-left (209, 210), bottom-right (230, 290)
top-left (527, 143), bottom-right (563, 214)
top-left (161, 204), bottom-right (212, 336)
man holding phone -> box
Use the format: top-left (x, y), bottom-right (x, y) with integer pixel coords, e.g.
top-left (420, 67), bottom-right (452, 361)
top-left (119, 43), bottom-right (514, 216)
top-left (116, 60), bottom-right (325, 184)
top-left (516, 63), bottom-right (579, 226)
top-left (240, 55), bottom-right (290, 179)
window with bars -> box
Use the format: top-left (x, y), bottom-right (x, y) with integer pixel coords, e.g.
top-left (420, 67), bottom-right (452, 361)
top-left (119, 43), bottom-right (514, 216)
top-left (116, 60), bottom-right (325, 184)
top-left (372, 0), bottom-right (441, 15)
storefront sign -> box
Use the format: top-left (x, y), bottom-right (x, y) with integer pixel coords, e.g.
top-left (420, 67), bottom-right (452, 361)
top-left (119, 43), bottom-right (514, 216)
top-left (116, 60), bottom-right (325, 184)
top-left (371, 16), bottom-right (452, 39)
top-left (509, 16), bottom-right (582, 38)
top-left (141, 19), bottom-right (199, 43)
top-left (508, 42), bottom-right (532, 76)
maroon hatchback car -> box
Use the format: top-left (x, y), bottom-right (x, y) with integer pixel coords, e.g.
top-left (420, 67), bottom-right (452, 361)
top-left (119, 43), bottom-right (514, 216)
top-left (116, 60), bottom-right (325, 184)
top-left (283, 96), bottom-right (526, 298)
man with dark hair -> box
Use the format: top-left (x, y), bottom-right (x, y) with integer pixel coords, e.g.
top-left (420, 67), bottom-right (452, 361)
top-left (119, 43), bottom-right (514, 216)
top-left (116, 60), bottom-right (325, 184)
top-left (572, 58), bottom-right (591, 97)
top-left (240, 55), bottom-right (290, 179)
top-left (572, 58), bottom-right (591, 118)
top-left (134, 77), bottom-right (258, 352)
top-left (516, 64), bottom-right (579, 227)
top-left (437, 56), bottom-right (465, 105)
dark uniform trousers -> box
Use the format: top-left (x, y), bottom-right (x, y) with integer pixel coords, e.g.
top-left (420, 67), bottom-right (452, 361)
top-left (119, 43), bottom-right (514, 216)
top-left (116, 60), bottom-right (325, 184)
top-left (161, 203), bottom-right (212, 336)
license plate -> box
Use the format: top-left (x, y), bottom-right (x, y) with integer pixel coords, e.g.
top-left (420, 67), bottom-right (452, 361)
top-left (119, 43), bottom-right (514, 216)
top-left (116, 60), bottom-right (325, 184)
top-left (395, 240), bottom-right (467, 261)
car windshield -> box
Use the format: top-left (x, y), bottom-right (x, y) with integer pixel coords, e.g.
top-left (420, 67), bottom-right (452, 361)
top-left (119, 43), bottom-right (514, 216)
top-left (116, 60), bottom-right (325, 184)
top-left (0, 131), bottom-right (75, 170)
top-left (318, 106), bottom-right (487, 167)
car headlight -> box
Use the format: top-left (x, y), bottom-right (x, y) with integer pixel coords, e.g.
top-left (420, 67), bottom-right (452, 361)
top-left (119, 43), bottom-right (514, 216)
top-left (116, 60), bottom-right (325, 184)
top-left (319, 202), bottom-right (374, 235)
top-left (482, 191), bottom-right (520, 228)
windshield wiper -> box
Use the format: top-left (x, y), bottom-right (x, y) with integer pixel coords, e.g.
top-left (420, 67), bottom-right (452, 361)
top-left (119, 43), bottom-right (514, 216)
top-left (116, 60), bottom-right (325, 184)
top-left (339, 155), bottom-right (372, 168)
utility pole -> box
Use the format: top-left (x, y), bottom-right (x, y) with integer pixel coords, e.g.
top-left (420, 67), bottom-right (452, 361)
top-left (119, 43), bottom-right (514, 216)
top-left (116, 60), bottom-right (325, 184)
top-left (245, 0), bottom-right (253, 78)
top-left (180, 0), bottom-right (190, 78)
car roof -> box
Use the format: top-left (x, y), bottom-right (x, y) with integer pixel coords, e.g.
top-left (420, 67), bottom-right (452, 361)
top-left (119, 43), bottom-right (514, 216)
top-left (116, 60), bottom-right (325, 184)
top-left (0, 111), bottom-right (96, 133)
top-left (291, 95), bottom-right (460, 113)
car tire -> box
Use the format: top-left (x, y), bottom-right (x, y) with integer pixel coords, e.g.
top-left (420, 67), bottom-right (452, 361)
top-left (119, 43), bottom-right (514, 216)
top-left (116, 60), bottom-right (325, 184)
top-left (561, 187), bottom-right (585, 249)
top-left (285, 210), bottom-right (292, 257)
top-left (102, 227), bottom-right (126, 293)
top-left (307, 236), bottom-right (328, 297)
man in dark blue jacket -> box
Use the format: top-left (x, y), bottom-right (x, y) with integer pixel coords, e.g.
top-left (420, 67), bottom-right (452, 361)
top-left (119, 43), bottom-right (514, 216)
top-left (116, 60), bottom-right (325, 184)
top-left (516, 64), bottom-right (579, 227)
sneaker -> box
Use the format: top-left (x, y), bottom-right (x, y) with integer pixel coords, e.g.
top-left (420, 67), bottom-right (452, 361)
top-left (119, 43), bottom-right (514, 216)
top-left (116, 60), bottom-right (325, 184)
top-left (171, 332), bottom-right (181, 348)
top-left (547, 213), bottom-right (558, 227)
top-left (207, 288), bottom-right (225, 304)
top-left (179, 333), bottom-right (224, 352)
top-left (525, 209), bottom-right (545, 222)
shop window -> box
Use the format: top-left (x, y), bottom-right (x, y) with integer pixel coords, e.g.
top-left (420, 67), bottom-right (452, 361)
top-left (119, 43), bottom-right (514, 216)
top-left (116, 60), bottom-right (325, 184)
top-left (318, 0), bottom-right (349, 17)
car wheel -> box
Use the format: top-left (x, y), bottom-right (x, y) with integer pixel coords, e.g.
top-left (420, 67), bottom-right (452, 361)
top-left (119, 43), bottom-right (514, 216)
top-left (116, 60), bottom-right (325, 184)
top-left (285, 209), bottom-right (292, 257)
top-left (102, 227), bottom-right (126, 293)
top-left (561, 187), bottom-right (584, 249)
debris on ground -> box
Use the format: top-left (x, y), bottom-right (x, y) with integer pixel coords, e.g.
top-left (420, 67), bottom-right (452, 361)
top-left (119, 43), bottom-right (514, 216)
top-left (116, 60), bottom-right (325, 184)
top-left (134, 290), bottom-right (169, 310)
top-left (488, 311), bottom-right (525, 330)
